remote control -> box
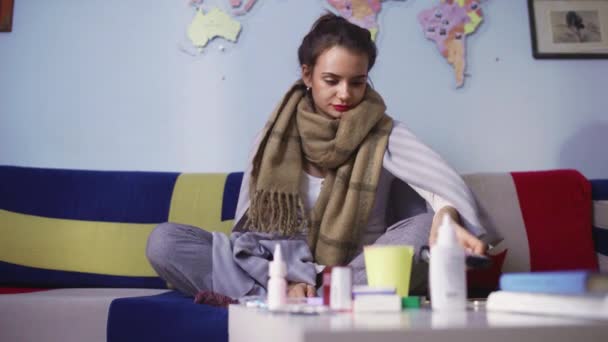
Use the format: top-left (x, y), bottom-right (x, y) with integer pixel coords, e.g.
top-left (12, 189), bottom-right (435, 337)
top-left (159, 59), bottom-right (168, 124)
top-left (419, 246), bottom-right (492, 269)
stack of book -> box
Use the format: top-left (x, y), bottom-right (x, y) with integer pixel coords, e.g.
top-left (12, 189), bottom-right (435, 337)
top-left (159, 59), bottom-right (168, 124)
top-left (487, 270), bottom-right (608, 320)
top-left (350, 286), bottom-right (422, 312)
top-left (351, 286), bottom-right (401, 313)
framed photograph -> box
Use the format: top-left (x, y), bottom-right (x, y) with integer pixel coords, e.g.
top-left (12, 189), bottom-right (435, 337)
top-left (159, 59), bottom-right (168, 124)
top-left (528, 0), bottom-right (608, 58)
top-left (0, 0), bottom-right (14, 32)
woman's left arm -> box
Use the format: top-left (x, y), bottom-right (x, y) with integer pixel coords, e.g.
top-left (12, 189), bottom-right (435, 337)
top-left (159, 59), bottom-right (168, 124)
top-left (383, 120), bottom-right (490, 251)
top-left (430, 206), bottom-right (487, 255)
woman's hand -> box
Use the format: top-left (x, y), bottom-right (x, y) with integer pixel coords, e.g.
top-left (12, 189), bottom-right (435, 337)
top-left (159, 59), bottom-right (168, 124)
top-left (429, 206), bottom-right (487, 255)
top-left (287, 282), bottom-right (316, 298)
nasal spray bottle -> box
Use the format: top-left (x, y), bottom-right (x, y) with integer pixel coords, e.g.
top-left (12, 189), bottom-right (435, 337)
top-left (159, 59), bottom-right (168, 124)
top-left (429, 214), bottom-right (466, 311)
top-left (267, 244), bottom-right (287, 311)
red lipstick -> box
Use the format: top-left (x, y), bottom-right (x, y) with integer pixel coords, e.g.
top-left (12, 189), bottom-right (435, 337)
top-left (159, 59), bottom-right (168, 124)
top-left (332, 105), bottom-right (350, 112)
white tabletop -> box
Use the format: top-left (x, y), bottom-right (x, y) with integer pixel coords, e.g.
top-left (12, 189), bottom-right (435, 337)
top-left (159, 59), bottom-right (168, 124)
top-left (229, 302), bottom-right (608, 342)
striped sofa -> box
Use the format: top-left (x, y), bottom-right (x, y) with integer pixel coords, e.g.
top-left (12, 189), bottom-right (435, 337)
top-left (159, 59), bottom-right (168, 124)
top-left (0, 166), bottom-right (606, 342)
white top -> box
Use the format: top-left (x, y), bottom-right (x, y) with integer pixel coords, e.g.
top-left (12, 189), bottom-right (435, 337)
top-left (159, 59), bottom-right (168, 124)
top-left (300, 171), bottom-right (324, 213)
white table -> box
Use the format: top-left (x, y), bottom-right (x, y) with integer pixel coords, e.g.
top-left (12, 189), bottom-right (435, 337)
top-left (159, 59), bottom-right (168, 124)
top-left (229, 302), bottom-right (608, 342)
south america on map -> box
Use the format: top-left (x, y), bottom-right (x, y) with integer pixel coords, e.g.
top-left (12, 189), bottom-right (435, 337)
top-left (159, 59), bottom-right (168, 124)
top-left (418, 0), bottom-right (483, 87)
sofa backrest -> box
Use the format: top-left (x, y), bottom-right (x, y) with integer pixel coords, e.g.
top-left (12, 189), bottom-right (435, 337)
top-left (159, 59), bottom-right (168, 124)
top-left (1, 166), bottom-right (606, 290)
top-left (0, 166), bottom-right (243, 289)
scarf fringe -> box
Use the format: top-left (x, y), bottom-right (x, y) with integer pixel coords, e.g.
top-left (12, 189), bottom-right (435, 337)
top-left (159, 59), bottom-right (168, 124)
top-left (246, 189), bottom-right (307, 236)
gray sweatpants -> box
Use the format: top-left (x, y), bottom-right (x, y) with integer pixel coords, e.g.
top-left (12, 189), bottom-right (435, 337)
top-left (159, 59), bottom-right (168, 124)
top-left (146, 213), bottom-right (433, 297)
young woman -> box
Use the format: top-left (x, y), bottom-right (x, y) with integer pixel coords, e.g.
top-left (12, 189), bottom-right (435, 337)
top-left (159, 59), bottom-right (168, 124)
top-left (147, 13), bottom-right (488, 299)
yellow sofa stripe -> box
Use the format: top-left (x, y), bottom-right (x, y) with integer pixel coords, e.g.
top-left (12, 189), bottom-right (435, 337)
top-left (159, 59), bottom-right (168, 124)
top-left (168, 173), bottom-right (234, 235)
top-left (0, 209), bottom-right (157, 276)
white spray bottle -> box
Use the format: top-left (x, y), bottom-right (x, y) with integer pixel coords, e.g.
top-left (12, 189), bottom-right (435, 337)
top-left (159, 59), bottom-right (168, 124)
top-left (267, 244), bottom-right (287, 311)
top-left (429, 214), bottom-right (467, 311)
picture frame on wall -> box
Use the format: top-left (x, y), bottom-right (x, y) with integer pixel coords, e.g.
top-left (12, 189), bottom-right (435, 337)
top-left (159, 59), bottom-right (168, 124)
top-left (528, 0), bottom-right (608, 58)
top-left (0, 0), bottom-right (14, 32)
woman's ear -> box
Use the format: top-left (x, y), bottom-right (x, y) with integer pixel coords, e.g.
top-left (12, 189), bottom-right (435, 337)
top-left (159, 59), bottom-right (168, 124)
top-left (301, 64), bottom-right (313, 88)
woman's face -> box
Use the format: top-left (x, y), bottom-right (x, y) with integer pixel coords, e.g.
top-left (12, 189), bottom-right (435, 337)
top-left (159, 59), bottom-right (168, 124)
top-left (301, 46), bottom-right (369, 119)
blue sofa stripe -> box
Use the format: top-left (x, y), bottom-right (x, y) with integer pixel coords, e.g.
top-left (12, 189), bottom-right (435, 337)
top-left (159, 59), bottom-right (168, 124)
top-left (591, 179), bottom-right (608, 200)
top-left (593, 227), bottom-right (608, 256)
top-left (0, 261), bottom-right (166, 288)
top-left (107, 291), bottom-right (228, 342)
top-left (221, 172), bottom-right (243, 221)
top-left (0, 166), bottom-right (178, 223)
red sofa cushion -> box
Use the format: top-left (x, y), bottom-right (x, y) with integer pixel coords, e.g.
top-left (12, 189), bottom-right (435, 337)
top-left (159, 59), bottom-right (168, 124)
top-left (512, 170), bottom-right (598, 271)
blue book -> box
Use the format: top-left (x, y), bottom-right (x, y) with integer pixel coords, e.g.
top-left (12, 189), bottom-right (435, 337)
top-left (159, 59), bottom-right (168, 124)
top-left (499, 270), bottom-right (608, 295)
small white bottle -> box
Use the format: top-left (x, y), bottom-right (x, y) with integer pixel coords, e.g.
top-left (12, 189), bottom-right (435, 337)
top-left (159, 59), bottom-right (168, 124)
top-left (267, 244), bottom-right (287, 311)
top-left (429, 214), bottom-right (467, 311)
top-left (330, 266), bottom-right (352, 311)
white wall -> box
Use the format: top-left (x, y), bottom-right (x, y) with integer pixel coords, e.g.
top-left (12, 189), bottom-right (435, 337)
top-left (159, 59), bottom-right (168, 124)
top-left (1, 0), bottom-right (607, 178)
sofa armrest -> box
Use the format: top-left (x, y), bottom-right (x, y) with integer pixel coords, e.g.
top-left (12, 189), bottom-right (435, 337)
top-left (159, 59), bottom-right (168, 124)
top-left (464, 170), bottom-right (598, 274)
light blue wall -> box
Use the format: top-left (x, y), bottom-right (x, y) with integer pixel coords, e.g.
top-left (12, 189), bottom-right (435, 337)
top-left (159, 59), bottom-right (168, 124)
top-left (1, 0), bottom-right (607, 178)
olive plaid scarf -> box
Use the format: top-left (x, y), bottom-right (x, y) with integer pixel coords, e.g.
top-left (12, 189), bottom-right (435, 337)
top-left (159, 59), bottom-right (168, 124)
top-left (247, 81), bottom-right (393, 265)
